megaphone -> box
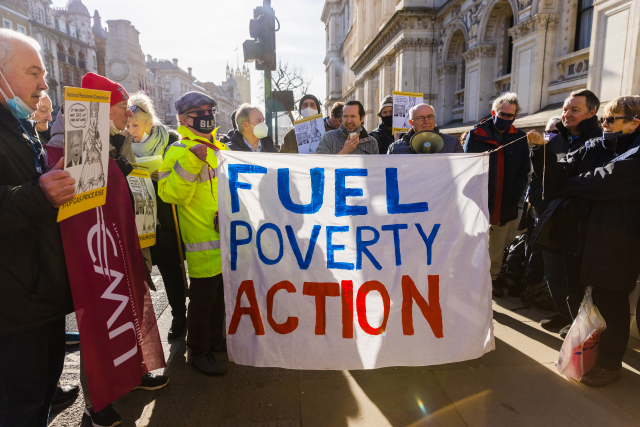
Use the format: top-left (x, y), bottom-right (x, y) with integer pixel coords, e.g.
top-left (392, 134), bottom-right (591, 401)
top-left (410, 130), bottom-right (445, 154)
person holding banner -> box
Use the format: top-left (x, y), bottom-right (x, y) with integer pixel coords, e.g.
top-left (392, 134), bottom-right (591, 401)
top-left (464, 92), bottom-right (530, 298)
top-left (369, 95), bottom-right (395, 154)
top-left (279, 94), bottom-right (333, 153)
top-left (128, 92), bottom-right (188, 340)
top-left (387, 103), bottom-right (463, 154)
top-left (528, 96), bottom-right (640, 386)
top-left (226, 103), bottom-right (277, 152)
top-left (158, 92), bottom-right (229, 376)
top-left (315, 100), bottom-right (379, 154)
top-left (0, 28), bottom-right (77, 427)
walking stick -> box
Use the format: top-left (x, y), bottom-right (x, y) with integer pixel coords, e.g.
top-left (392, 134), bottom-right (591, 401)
top-left (171, 204), bottom-right (189, 292)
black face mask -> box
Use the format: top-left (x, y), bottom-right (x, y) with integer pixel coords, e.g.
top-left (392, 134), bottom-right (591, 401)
top-left (188, 111), bottom-right (216, 134)
top-left (381, 115), bottom-right (392, 128)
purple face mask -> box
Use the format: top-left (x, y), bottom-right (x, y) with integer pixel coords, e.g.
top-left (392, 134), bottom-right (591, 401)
top-left (493, 114), bottom-right (514, 132)
top-left (543, 133), bottom-right (554, 142)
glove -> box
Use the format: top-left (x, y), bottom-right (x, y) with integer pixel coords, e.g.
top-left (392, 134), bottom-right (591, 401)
top-left (115, 154), bottom-right (133, 176)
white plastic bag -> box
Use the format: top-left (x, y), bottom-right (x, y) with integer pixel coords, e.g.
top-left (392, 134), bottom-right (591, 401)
top-left (557, 286), bottom-right (606, 380)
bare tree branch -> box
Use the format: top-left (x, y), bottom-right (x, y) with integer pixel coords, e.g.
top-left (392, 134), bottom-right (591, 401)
top-left (257, 61), bottom-right (313, 124)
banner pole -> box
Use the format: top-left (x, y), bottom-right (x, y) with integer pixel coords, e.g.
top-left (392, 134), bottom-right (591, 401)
top-left (171, 204), bottom-right (189, 292)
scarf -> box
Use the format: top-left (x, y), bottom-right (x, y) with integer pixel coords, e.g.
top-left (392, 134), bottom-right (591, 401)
top-left (339, 124), bottom-right (363, 138)
top-left (132, 124), bottom-right (170, 157)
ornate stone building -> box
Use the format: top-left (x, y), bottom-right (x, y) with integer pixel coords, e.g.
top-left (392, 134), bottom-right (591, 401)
top-left (24, 0), bottom-right (100, 107)
top-left (146, 57), bottom-right (199, 127)
top-left (225, 64), bottom-right (251, 104)
top-left (105, 19), bottom-right (147, 96)
top-left (322, 0), bottom-right (640, 133)
top-left (1, 0), bottom-right (31, 36)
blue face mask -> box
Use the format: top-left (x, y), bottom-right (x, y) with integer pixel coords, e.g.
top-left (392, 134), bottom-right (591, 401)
top-left (0, 69), bottom-right (36, 120)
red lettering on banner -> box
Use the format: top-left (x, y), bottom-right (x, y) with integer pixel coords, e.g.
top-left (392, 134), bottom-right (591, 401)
top-left (356, 280), bottom-right (391, 335)
top-left (341, 280), bottom-right (354, 338)
top-left (267, 281), bottom-right (299, 334)
top-left (401, 275), bottom-right (443, 337)
top-left (228, 280), bottom-right (265, 335)
top-left (303, 282), bottom-right (340, 335)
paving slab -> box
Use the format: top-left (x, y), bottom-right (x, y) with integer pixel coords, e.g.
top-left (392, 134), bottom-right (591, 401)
top-left (492, 297), bottom-right (557, 324)
top-left (434, 364), bottom-right (639, 427)
top-left (300, 371), bottom-right (468, 427)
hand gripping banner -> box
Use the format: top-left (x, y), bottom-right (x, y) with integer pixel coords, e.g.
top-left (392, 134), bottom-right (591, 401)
top-left (218, 152), bottom-right (494, 370)
top-left (60, 159), bottom-right (166, 411)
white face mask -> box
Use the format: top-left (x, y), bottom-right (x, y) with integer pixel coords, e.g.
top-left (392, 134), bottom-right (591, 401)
top-left (251, 122), bottom-right (269, 139)
top-left (139, 131), bottom-right (150, 143)
top-left (301, 107), bottom-right (318, 119)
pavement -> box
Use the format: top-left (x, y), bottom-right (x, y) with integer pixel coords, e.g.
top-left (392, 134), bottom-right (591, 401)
top-left (49, 274), bottom-right (640, 427)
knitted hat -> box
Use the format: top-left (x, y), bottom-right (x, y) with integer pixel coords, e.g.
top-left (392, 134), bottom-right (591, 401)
top-left (299, 94), bottom-right (321, 112)
top-left (379, 95), bottom-right (393, 113)
top-left (81, 72), bottom-right (129, 106)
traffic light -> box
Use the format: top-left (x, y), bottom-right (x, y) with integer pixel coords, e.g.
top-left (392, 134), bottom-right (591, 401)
top-left (243, 2), bottom-right (277, 71)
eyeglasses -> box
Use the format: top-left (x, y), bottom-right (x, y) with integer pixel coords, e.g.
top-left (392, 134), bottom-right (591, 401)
top-left (601, 116), bottom-right (634, 124)
top-left (497, 112), bottom-right (517, 120)
top-left (413, 115), bottom-right (435, 122)
top-left (186, 108), bottom-right (216, 118)
top-left (129, 105), bottom-right (147, 114)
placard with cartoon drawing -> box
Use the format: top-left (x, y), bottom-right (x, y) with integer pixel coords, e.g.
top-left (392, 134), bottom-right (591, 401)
top-left (293, 113), bottom-right (325, 154)
top-left (391, 90), bottom-right (424, 136)
top-left (58, 87), bottom-right (111, 221)
top-left (126, 169), bottom-right (157, 248)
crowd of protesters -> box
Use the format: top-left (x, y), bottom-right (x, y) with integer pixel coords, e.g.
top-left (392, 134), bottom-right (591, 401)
top-left (2, 27), bottom-right (640, 427)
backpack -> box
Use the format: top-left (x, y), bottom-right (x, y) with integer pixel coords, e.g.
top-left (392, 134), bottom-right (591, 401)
top-left (501, 234), bottom-right (527, 282)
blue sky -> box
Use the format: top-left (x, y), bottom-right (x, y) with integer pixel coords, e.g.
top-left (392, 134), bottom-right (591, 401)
top-left (66, 0), bottom-right (327, 106)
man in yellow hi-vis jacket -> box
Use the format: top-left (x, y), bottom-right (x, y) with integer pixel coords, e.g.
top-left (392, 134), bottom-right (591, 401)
top-left (158, 92), bottom-right (228, 376)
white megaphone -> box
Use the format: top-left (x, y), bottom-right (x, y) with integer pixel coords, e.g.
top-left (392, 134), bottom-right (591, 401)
top-left (410, 130), bottom-right (445, 154)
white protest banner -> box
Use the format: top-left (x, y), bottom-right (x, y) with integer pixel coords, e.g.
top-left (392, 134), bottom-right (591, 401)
top-left (293, 113), bottom-right (325, 154)
top-left (392, 90), bottom-right (424, 136)
top-left (126, 169), bottom-right (157, 248)
top-left (218, 152), bottom-right (494, 370)
top-left (59, 87), bottom-right (111, 221)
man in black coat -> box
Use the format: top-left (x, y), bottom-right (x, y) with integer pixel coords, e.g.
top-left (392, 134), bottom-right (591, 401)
top-left (531, 90), bottom-right (602, 335)
top-left (369, 95), bottom-right (395, 154)
top-left (528, 95), bottom-right (640, 386)
top-left (0, 30), bottom-right (76, 425)
top-left (464, 93), bottom-right (530, 297)
top-left (226, 103), bottom-right (278, 152)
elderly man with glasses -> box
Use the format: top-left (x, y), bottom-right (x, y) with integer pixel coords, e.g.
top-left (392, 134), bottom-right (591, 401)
top-left (464, 92), bottom-right (531, 297)
top-left (387, 103), bottom-right (463, 154)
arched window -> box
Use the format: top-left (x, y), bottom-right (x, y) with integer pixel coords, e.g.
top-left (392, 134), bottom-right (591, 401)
top-left (575, 0), bottom-right (594, 51)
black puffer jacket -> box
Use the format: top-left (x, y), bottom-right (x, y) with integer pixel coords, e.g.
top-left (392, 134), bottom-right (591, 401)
top-left (531, 130), bottom-right (640, 292)
top-left (529, 115), bottom-right (601, 214)
top-left (0, 104), bottom-right (73, 336)
top-left (150, 130), bottom-right (182, 265)
top-left (369, 122), bottom-right (394, 154)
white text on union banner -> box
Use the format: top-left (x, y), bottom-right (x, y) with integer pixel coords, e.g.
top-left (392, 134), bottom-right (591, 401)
top-left (218, 152), bottom-right (494, 370)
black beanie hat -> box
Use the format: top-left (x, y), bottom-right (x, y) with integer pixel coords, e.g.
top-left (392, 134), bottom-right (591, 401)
top-left (299, 94), bottom-right (322, 112)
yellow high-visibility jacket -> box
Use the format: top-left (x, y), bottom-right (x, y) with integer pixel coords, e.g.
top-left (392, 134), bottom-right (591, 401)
top-left (158, 125), bottom-right (228, 278)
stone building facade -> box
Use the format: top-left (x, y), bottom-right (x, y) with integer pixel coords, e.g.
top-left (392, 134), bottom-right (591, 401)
top-left (105, 19), bottom-right (147, 97)
top-left (198, 80), bottom-right (242, 136)
top-left (146, 57), bottom-right (199, 127)
top-left (1, 0), bottom-right (31, 36)
top-left (24, 0), bottom-right (99, 107)
top-left (225, 64), bottom-right (251, 104)
top-left (322, 0), bottom-right (640, 133)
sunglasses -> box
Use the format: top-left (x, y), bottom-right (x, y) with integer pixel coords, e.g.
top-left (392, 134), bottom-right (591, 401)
top-left (130, 105), bottom-right (147, 114)
top-left (601, 116), bottom-right (636, 124)
top-left (187, 108), bottom-right (216, 118)
top-left (544, 130), bottom-right (559, 135)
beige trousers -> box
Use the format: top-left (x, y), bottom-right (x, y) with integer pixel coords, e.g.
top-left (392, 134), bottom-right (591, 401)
top-left (488, 218), bottom-right (520, 280)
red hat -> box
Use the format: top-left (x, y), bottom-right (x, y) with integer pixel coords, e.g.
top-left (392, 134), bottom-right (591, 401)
top-left (81, 72), bottom-right (129, 106)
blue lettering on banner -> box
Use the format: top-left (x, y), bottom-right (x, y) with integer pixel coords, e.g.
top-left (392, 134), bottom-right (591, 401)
top-left (386, 168), bottom-right (429, 214)
top-left (335, 168), bottom-right (368, 217)
top-left (381, 224), bottom-right (408, 266)
top-left (285, 225), bottom-right (321, 270)
top-left (356, 226), bottom-right (381, 270)
top-left (230, 220), bottom-right (252, 271)
top-left (326, 226), bottom-right (354, 270)
top-left (256, 223), bottom-right (284, 265)
top-left (229, 164), bottom-right (267, 213)
top-left (416, 223), bottom-right (441, 265)
top-left (278, 168), bottom-right (325, 214)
